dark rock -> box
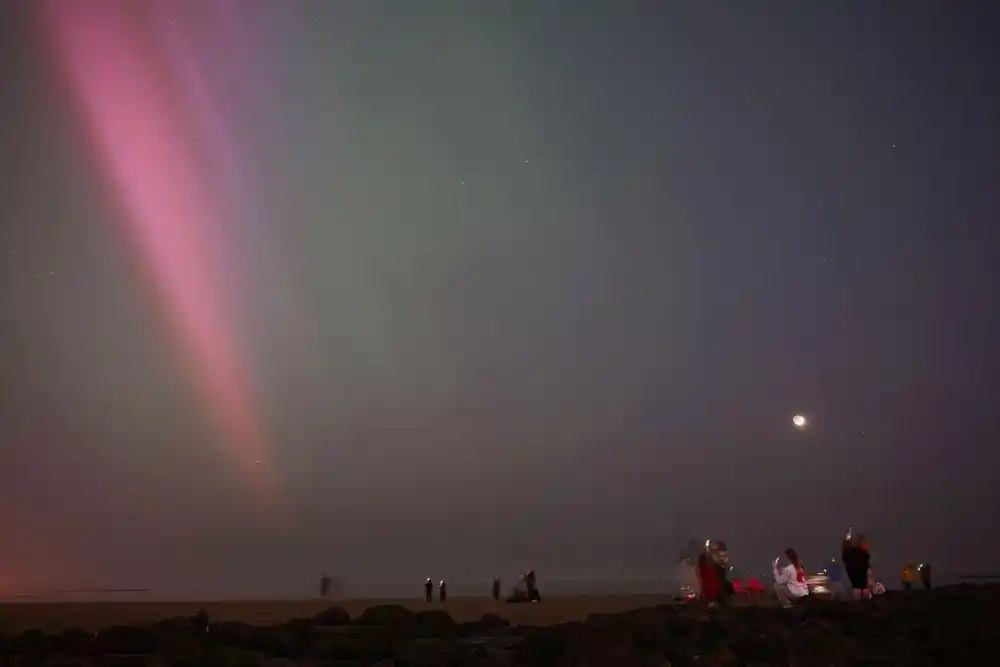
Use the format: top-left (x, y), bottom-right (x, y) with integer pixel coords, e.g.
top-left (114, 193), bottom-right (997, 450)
top-left (394, 638), bottom-right (463, 667)
top-left (468, 613), bottom-right (510, 637)
top-left (58, 628), bottom-right (97, 656)
top-left (152, 616), bottom-right (199, 637)
top-left (312, 605), bottom-right (351, 626)
top-left (208, 621), bottom-right (256, 649)
top-left (516, 621), bottom-right (580, 666)
top-left (306, 631), bottom-right (393, 663)
top-left (356, 604), bottom-right (415, 627)
top-left (93, 656), bottom-right (154, 667)
top-left (8, 582), bottom-right (1000, 666)
top-left (12, 628), bottom-right (60, 657)
top-left (203, 646), bottom-right (269, 667)
top-left (409, 610), bottom-right (457, 638)
top-left (245, 625), bottom-right (301, 658)
top-left (94, 625), bottom-right (158, 655)
top-left (158, 634), bottom-right (206, 667)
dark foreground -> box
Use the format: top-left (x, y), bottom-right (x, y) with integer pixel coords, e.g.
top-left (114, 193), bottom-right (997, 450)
top-left (2, 585), bottom-right (998, 666)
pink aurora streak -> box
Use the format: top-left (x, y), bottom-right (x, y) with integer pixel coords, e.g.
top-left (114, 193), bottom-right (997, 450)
top-left (41, 1), bottom-right (281, 507)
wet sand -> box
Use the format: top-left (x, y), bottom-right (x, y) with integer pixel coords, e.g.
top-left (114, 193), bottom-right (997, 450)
top-left (0, 594), bottom-right (677, 633)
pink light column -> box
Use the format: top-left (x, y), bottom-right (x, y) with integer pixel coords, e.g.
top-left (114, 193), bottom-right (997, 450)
top-left (40, 0), bottom-right (282, 512)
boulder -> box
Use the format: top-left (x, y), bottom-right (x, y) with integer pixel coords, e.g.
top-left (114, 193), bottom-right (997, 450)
top-left (94, 625), bottom-right (159, 655)
top-left (356, 604), bottom-right (416, 628)
top-left (312, 606), bottom-right (351, 626)
top-left (473, 613), bottom-right (510, 634)
top-left (11, 629), bottom-right (61, 657)
top-left (203, 646), bottom-right (269, 667)
top-left (208, 621), bottom-right (256, 649)
top-left (409, 610), bottom-right (457, 638)
top-left (306, 631), bottom-right (394, 664)
top-left (516, 621), bottom-right (580, 666)
top-left (58, 628), bottom-right (97, 656)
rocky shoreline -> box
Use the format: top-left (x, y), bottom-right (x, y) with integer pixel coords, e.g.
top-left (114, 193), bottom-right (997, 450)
top-left (1, 584), bottom-right (997, 666)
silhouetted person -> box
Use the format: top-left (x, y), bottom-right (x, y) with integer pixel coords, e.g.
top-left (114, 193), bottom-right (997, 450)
top-left (920, 563), bottom-right (933, 590)
top-left (900, 565), bottom-right (915, 591)
top-left (424, 577), bottom-right (433, 602)
top-left (492, 576), bottom-right (501, 601)
top-left (194, 607), bottom-right (209, 634)
top-left (438, 580), bottom-right (447, 602)
top-left (842, 537), bottom-right (871, 600)
top-left (320, 575), bottom-right (332, 598)
top-left (525, 570), bottom-right (540, 601)
top-left (714, 561), bottom-right (732, 602)
top-left (697, 553), bottom-right (720, 604)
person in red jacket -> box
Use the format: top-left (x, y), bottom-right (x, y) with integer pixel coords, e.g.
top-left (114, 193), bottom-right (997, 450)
top-left (697, 552), bottom-right (720, 605)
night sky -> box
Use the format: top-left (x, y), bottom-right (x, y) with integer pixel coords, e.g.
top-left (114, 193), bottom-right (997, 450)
top-left (2, 1), bottom-right (999, 598)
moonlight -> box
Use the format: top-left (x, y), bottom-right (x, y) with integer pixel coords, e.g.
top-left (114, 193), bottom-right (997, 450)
top-left (792, 414), bottom-right (808, 429)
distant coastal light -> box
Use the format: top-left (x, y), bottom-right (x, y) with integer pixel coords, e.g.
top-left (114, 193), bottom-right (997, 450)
top-left (792, 414), bottom-right (808, 429)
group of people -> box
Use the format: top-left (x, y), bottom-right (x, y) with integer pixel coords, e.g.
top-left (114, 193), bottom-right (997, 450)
top-left (421, 571), bottom-right (539, 603)
top-left (900, 562), bottom-right (933, 591)
top-left (691, 547), bottom-right (809, 609)
top-left (689, 532), bottom-right (890, 608)
top-left (424, 577), bottom-right (447, 602)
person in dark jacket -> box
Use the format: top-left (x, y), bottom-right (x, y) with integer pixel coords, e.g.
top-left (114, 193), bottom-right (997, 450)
top-left (492, 576), bottom-right (501, 601)
top-left (438, 580), bottom-right (448, 602)
top-left (525, 570), bottom-right (541, 602)
top-left (424, 577), bottom-right (433, 602)
top-left (919, 563), bottom-right (933, 589)
top-left (841, 537), bottom-right (872, 600)
top-left (194, 607), bottom-right (209, 634)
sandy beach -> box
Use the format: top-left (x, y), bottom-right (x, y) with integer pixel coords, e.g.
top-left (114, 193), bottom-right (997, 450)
top-left (0, 594), bottom-right (676, 634)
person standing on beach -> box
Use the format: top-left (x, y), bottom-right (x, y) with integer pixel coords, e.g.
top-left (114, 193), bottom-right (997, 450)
top-left (194, 608), bottom-right (209, 634)
top-left (901, 564), bottom-right (916, 591)
top-left (492, 576), bottom-right (501, 601)
top-left (841, 537), bottom-right (872, 600)
top-left (920, 563), bottom-right (933, 589)
top-left (424, 577), bottom-right (433, 602)
top-left (697, 553), bottom-right (720, 605)
top-left (439, 579), bottom-right (448, 602)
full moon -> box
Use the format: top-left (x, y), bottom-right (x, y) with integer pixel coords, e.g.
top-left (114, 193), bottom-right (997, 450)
top-left (792, 414), bottom-right (808, 429)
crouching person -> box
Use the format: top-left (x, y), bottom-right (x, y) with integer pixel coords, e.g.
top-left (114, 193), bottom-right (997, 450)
top-left (773, 548), bottom-right (810, 608)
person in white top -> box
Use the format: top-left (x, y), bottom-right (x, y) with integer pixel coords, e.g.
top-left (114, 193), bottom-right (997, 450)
top-left (773, 548), bottom-right (810, 607)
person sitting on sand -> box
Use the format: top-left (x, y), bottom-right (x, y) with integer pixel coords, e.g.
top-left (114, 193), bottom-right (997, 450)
top-left (697, 553), bottom-right (720, 605)
top-left (773, 548), bottom-right (810, 608)
top-left (842, 537), bottom-right (872, 601)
